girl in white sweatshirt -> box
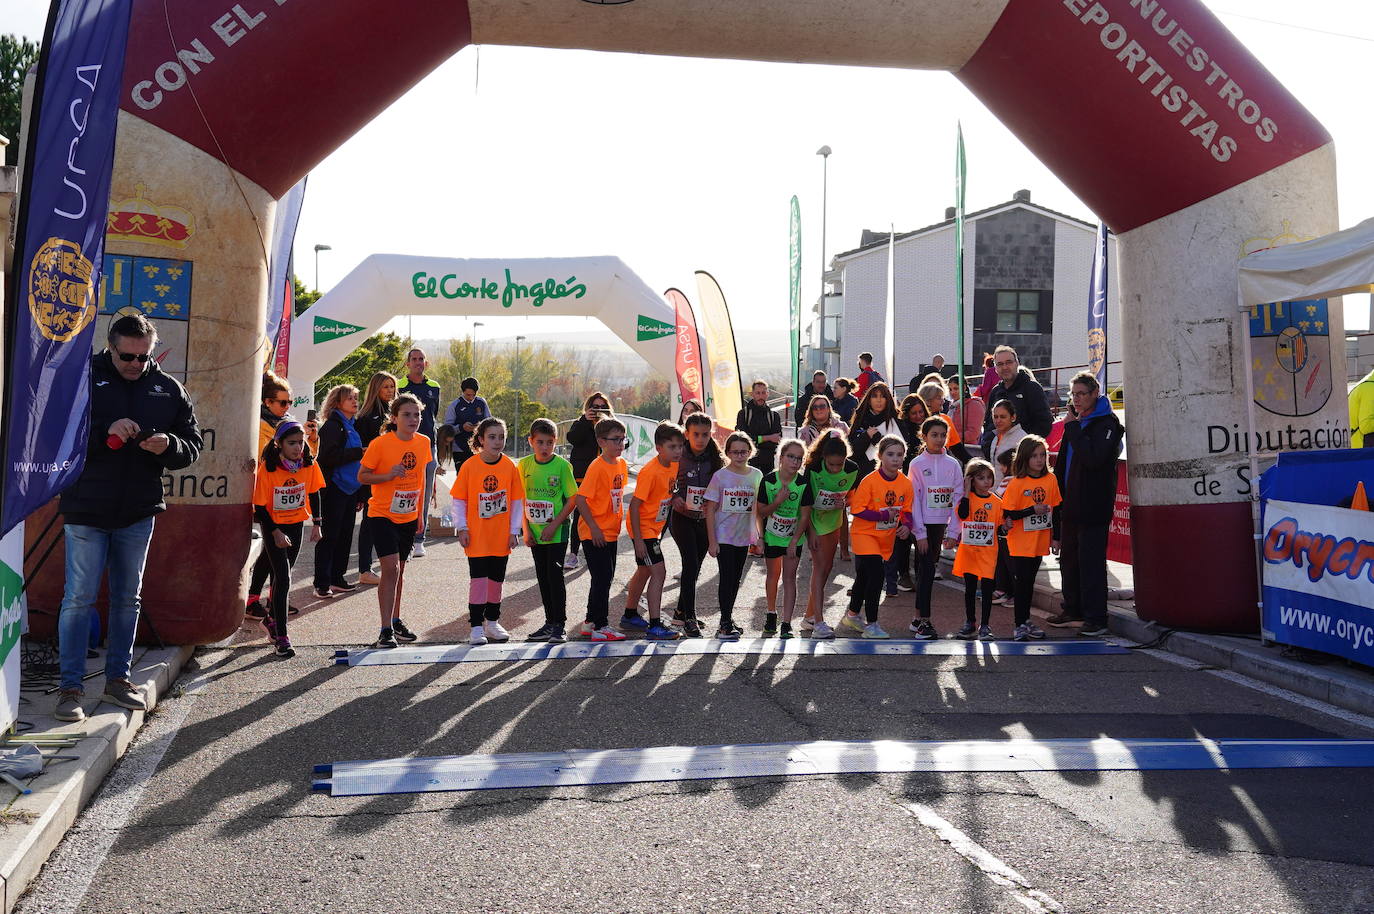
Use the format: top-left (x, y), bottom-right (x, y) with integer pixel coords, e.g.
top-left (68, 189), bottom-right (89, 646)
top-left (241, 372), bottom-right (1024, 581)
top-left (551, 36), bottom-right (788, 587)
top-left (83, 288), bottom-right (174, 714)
top-left (905, 417), bottom-right (964, 640)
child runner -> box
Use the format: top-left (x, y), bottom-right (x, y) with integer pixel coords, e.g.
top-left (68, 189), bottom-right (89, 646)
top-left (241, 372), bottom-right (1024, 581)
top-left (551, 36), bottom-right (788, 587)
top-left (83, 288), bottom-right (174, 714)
top-left (452, 417), bottom-right (524, 646)
top-left (622, 422), bottom-right (686, 640)
top-left (802, 431), bottom-right (857, 639)
top-left (944, 458), bottom-right (1004, 641)
top-left (991, 447), bottom-right (1017, 605)
top-left (357, 393), bottom-right (431, 648)
top-left (907, 416), bottom-right (963, 640)
top-left (251, 421), bottom-right (324, 658)
top-left (758, 438), bottom-right (813, 639)
top-left (841, 435), bottom-right (912, 639)
top-left (670, 413), bottom-right (723, 638)
top-left (704, 432), bottom-right (763, 641)
top-left (577, 417), bottom-right (630, 642)
top-left (1001, 435), bottom-right (1061, 641)
top-left (519, 418), bottom-right (579, 643)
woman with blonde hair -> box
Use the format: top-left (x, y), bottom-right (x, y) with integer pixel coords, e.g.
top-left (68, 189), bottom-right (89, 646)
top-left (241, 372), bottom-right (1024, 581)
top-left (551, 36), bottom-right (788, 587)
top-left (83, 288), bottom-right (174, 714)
top-left (312, 383), bottom-right (365, 599)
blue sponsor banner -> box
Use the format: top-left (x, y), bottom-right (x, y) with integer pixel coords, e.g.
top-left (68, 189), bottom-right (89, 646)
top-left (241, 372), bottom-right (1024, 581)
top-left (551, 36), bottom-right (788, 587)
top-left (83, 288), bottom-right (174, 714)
top-left (1, 0), bottom-right (133, 536)
top-left (1087, 222), bottom-right (1109, 389)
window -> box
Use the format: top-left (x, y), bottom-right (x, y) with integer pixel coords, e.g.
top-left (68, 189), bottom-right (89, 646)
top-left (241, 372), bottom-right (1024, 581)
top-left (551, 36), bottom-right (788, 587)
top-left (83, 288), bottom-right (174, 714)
top-left (996, 291), bottom-right (1040, 332)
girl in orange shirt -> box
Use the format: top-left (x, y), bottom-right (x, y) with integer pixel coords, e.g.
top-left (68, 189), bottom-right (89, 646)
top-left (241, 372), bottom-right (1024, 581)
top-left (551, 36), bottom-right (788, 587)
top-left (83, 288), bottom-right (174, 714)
top-left (357, 394), bottom-right (432, 649)
top-left (842, 435), bottom-right (913, 640)
top-left (944, 459), bottom-right (1003, 641)
top-left (251, 421), bottom-right (325, 658)
top-left (452, 417), bottom-right (525, 646)
top-left (1001, 435), bottom-right (1061, 641)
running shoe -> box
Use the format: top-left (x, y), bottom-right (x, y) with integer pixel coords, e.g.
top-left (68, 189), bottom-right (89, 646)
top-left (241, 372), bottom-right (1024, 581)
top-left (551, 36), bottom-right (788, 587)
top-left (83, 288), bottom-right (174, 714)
top-left (1079, 623), bottom-right (1109, 637)
top-left (359, 572), bottom-right (382, 585)
top-left (411, 541), bottom-right (426, 558)
top-left (274, 637), bottom-right (296, 659)
top-left (683, 616), bottom-right (703, 638)
top-left (589, 625), bottom-right (627, 642)
top-left (991, 590), bottom-right (1008, 603)
top-left (288, 605), bottom-right (301, 616)
top-left (837, 613), bottom-right (865, 636)
top-left (799, 617), bottom-right (816, 633)
top-left (619, 612), bottom-right (650, 632)
top-left (245, 595), bottom-right (266, 618)
top-left (978, 625), bottom-right (995, 642)
top-left (671, 609), bottom-right (687, 628)
top-left (546, 626), bottom-right (567, 644)
top-left (578, 620), bottom-right (597, 639)
top-left (259, 613), bottom-right (277, 640)
top-left (932, 571), bottom-right (943, 581)
top-left (997, 595), bottom-right (1016, 607)
top-left (909, 619), bottom-right (937, 640)
top-left (1025, 622), bottom-right (1047, 640)
top-left (373, 628), bottom-right (398, 649)
top-left (897, 573), bottom-right (916, 592)
top-left (469, 626), bottom-right (488, 646)
top-left (312, 586), bottom-right (334, 600)
top-left (485, 620), bottom-right (511, 643)
top-left (862, 623), bottom-right (890, 640)
top-left (953, 623), bottom-right (977, 641)
top-left (330, 580), bottom-right (358, 593)
top-left (1013, 623), bottom-right (1032, 642)
top-left (715, 624), bottom-right (741, 642)
top-left (762, 613), bottom-right (779, 637)
top-left (645, 622), bottom-right (681, 641)
top-left (528, 623), bottom-right (561, 642)
top-left (779, 622), bottom-right (794, 640)
top-left (884, 585), bottom-right (899, 597)
top-left (391, 619), bottom-right (418, 642)
top-left (810, 621), bottom-right (835, 640)
top-left (563, 553), bottom-right (579, 570)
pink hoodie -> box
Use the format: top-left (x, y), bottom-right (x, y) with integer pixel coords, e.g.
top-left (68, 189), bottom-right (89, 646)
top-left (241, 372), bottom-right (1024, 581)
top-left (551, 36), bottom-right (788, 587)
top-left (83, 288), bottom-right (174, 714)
top-left (906, 450), bottom-right (964, 541)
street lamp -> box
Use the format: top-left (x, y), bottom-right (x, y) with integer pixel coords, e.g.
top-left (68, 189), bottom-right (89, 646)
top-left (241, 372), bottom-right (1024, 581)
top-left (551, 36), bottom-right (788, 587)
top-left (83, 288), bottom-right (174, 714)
top-left (816, 146), bottom-right (831, 372)
top-left (514, 335), bottom-right (526, 455)
top-left (472, 321), bottom-right (485, 374)
top-left (313, 243), bottom-right (332, 291)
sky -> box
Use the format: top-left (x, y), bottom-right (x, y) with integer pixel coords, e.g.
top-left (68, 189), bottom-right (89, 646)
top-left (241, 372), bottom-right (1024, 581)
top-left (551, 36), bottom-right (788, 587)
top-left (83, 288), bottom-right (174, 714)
top-left (8, 0), bottom-right (1374, 359)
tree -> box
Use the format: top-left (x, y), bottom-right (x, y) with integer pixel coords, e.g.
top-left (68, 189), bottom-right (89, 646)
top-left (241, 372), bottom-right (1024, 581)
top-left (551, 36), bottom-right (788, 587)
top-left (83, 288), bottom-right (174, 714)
top-left (0, 35), bottom-right (40, 166)
top-left (314, 330), bottom-right (411, 402)
top-left (293, 276), bottom-right (321, 314)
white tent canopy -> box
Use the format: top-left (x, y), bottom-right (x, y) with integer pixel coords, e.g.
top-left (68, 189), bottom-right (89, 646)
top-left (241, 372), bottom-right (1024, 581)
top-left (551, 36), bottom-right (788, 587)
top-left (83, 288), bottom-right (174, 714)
top-left (287, 254), bottom-right (681, 406)
top-left (1238, 216), bottom-right (1374, 309)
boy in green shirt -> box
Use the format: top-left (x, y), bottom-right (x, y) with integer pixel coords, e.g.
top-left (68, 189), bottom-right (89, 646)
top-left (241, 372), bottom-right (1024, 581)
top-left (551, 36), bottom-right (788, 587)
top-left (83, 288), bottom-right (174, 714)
top-left (520, 418), bottom-right (579, 643)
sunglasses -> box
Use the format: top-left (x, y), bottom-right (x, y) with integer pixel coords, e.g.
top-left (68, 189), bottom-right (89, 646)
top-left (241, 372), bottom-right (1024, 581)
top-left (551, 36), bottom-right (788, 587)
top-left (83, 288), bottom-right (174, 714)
top-left (115, 351), bottom-right (150, 363)
top-left (270, 398), bottom-right (291, 406)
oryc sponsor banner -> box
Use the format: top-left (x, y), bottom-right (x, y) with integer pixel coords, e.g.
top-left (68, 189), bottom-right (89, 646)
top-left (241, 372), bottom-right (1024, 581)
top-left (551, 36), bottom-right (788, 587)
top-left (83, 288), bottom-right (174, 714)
top-left (1260, 499), bottom-right (1374, 665)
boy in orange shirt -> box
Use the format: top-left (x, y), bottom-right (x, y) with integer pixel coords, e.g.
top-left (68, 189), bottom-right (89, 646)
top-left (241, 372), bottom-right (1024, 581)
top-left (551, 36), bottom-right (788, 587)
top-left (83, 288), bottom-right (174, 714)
top-left (452, 417), bottom-right (525, 646)
top-left (577, 418), bottom-right (630, 642)
top-left (621, 422), bottom-right (685, 640)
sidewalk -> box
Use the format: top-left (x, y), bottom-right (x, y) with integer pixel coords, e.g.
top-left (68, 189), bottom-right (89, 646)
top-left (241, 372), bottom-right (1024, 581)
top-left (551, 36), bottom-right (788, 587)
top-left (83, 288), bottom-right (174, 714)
top-left (0, 644), bottom-right (192, 913)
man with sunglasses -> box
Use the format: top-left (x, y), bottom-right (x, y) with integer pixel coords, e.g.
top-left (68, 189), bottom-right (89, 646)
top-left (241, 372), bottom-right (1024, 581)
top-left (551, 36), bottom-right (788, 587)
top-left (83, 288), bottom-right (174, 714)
top-left (54, 314), bottom-right (203, 723)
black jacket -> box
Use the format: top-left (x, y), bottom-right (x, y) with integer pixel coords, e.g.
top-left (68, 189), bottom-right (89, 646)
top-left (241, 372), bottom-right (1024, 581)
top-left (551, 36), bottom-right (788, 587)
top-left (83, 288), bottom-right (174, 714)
top-left (566, 416), bottom-right (600, 479)
top-left (980, 367), bottom-right (1053, 451)
top-left (59, 352), bottom-right (202, 529)
top-left (735, 401), bottom-right (782, 459)
top-left (794, 384), bottom-right (835, 426)
top-left (1054, 406), bottom-right (1125, 525)
top-left (317, 413), bottom-right (365, 479)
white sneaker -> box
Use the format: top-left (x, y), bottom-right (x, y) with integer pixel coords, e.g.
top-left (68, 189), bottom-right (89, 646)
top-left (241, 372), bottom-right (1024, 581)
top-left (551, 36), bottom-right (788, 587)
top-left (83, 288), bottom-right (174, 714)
top-left (799, 617), bottom-right (816, 632)
top-left (411, 541), bottom-right (427, 558)
top-left (837, 613), bottom-right (865, 635)
top-left (484, 620), bottom-right (510, 643)
top-left (589, 625), bottom-right (626, 642)
top-left (811, 621), bottom-right (835, 640)
top-left (563, 553), bottom-right (579, 570)
top-left (862, 623), bottom-right (890, 639)
top-left (469, 625), bottom-right (488, 646)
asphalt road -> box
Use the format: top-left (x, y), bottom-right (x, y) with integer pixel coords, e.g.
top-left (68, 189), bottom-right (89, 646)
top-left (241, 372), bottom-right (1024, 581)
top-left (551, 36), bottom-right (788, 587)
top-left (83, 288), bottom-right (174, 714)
top-left (20, 533), bottom-right (1374, 914)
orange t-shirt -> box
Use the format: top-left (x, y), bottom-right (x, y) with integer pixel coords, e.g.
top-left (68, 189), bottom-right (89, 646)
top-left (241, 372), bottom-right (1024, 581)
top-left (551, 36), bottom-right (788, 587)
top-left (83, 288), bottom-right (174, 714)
top-left (848, 470), bottom-right (913, 557)
top-left (253, 462), bottom-right (326, 525)
top-left (936, 412), bottom-right (961, 447)
top-left (361, 432), bottom-right (432, 523)
top-left (952, 491), bottom-right (1004, 580)
top-left (451, 453), bottom-right (524, 557)
top-left (577, 456), bottom-right (628, 541)
top-left (1002, 473), bottom-right (1062, 558)
top-left (631, 457), bottom-right (677, 540)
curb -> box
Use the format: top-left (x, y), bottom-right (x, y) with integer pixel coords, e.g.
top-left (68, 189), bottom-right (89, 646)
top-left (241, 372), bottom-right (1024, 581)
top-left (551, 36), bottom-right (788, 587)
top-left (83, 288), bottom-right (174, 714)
top-left (0, 644), bottom-right (194, 913)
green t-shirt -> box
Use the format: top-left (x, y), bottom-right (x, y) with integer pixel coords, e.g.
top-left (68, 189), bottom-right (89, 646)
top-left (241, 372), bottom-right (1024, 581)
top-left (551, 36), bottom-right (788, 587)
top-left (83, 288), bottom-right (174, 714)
top-left (518, 453), bottom-right (578, 543)
top-left (807, 459), bottom-right (859, 535)
top-left (756, 471), bottom-right (814, 548)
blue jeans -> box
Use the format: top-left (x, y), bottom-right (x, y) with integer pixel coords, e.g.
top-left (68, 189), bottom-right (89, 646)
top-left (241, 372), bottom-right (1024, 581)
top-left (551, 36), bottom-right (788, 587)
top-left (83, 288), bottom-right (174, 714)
top-left (58, 517), bottom-right (154, 691)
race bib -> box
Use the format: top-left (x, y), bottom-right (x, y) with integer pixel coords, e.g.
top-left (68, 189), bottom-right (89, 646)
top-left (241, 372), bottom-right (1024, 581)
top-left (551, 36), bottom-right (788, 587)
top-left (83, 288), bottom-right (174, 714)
top-left (963, 521), bottom-right (995, 547)
top-left (926, 486), bottom-right (953, 511)
top-left (767, 514), bottom-right (797, 540)
top-left (1025, 510), bottom-right (1053, 532)
top-left (815, 489), bottom-right (845, 512)
top-left (654, 497), bottom-right (672, 523)
top-left (722, 488), bottom-right (755, 514)
top-left (876, 512), bottom-right (897, 532)
top-left (478, 489), bottom-right (508, 519)
top-left (272, 483), bottom-right (305, 514)
top-left (390, 488), bottom-right (420, 516)
top-left (686, 485), bottom-right (707, 511)
top-left (611, 487), bottom-right (624, 515)
top-left (525, 499), bottom-right (554, 525)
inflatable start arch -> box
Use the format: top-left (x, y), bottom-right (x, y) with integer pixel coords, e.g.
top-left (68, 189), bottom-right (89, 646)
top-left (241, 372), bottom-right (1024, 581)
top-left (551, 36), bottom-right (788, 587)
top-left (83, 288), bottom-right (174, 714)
top-left (28, 0), bottom-right (1343, 642)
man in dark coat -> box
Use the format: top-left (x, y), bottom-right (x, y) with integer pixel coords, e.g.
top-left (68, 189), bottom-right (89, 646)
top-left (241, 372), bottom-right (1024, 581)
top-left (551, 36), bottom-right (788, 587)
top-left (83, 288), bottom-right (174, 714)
top-left (736, 379), bottom-right (782, 473)
top-left (794, 370), bottom-right (834, 426)
top-left (979, 345), bottom-right (1052, 453)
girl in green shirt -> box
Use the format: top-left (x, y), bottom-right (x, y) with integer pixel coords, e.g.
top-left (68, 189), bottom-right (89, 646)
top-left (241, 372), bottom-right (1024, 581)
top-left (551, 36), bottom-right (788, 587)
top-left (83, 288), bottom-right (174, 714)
top-left (802, 431), bottom-right (859, 640)
top-left (757, 439), bottom-right (813, 639)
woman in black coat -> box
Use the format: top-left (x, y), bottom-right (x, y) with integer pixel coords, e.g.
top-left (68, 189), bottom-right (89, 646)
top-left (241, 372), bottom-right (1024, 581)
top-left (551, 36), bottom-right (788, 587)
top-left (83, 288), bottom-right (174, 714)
top-left (563, 391), bottom-right (612, 566)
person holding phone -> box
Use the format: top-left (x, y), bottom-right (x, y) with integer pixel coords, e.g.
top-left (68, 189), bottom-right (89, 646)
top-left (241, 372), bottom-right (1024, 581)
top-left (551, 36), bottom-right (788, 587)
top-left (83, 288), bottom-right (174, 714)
top-left (564, 391), bottom-right (613, 570)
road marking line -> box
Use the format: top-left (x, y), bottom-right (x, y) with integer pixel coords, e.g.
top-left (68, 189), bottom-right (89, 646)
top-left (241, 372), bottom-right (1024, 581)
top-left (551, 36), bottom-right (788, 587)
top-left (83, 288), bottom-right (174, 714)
top-left (16, 651), bottom-right (229, 914)
top-left (901, 801), bottom-right (1066, 914)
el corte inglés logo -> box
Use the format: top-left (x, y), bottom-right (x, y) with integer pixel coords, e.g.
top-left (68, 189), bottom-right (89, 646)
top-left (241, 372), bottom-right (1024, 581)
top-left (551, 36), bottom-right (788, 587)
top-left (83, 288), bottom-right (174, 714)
top-left (313, 316), bottom-right (367, 344)
top-left (636, 315), bottom-right (675, 341)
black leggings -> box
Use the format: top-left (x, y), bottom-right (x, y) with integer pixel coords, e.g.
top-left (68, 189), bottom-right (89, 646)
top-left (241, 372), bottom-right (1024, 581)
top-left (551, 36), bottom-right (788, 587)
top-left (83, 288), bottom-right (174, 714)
top-left (1010, 555), bottom-right (1043, 626)
top-left (964, 574), bottom-right (994, 626)
top-left (249, 549), bottom-right (271, 598)
top-left (259, 521), bottom-right (302, 638)
top-left (848, 553), bottom-right (885, 623)
top-left (467, 555), bottom-right (509, 625)
top-left (582, 540), bottom-right (617, 627)
top-left (531, 540), bottom-right (569, 625)
top-left (913, 523), bottom-right (946, 619)
top-left (670, 512), bottom-right (708, 619)
top-left (716, 543), bottom-right (749, 624)
top-left (313, 485), bottom-right (357, 589)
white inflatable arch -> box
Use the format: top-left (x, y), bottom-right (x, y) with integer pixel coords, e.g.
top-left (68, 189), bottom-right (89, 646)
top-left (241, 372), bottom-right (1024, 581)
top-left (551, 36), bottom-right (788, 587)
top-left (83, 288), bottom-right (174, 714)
top-left (286, 255), bottom-right (678, 404)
